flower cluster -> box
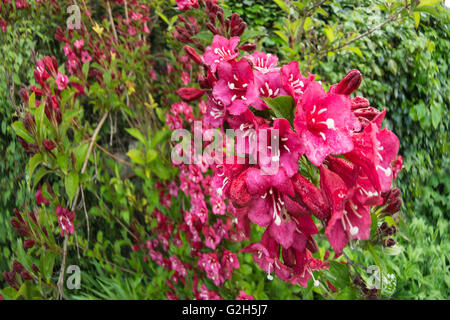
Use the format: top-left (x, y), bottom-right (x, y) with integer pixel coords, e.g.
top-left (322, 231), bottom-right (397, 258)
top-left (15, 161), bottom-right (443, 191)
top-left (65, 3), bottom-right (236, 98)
top-left (180, 27), bottom-right (402, 286)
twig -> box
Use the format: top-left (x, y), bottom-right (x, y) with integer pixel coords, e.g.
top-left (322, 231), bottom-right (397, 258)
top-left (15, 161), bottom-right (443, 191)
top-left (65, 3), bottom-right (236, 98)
top-left (319, 5), bottom-right (408, 57)
top-left (106, 0), bottom-right (119, 43)
top-left (56, 112), bottom-right (109, 300)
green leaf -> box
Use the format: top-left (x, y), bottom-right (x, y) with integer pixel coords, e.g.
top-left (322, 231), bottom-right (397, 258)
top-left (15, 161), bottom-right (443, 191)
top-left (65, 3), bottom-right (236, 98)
top-left (125, 128), bottom-right (146, 145)
top-left (12, 121), bottom-right (34, 143)
top-left (326, 261), bottom-right (351, 290)
top-left (57, 152), bottom-right (69, 175)
top-left (127, 148), bottom-right (145, 165)
top-left (348, 47), bottom-right (364, 59)
top-left (417, 0), bottom-right (442, 7)
top-left (304, 17), bottom-right (313, 32)
top-left (263, 96), bottom-right (295, 123)
top-left (28, 153), bottom-right (43, 182)
top-left (74, 143), bottom-right (89, 172)
top-left (146, 149), bottom-right (158, 163)
top-left (65, 172), bottom-right (79, 205)
top-left (273, 0), bottom-right (289, 13)
top-left (413, 12), bottom-right (421, 29)
top-left (33, 167), bottom-right (50, 189)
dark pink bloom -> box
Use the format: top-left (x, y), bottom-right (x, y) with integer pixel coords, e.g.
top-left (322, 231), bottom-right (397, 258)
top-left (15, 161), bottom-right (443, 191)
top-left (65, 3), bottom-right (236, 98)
top-left (213, 61), bottom-right (258, 115)
top-left (175, 0), bottom-right (199, 11)
top-left (245, 51), bottom-right (280, 75)
top-left (236, 291), bottom-right (255, 300)
top-left (56, 72), bottom-right (69, 91)
top-left (35, 188), bottom-right (50, 205)
top-left (259, 118), bottom-right (304, 177)
top-left (56, 206), bottom-right (75, 237)
top-left (203, 35), bottom-right (240, 73)
top-left (320, 165), bottom-right (372, 253)
top-left (345, 122), bottom-right (400, 193)
top-left (74, 39), bottom-right (84, 49)
top-left (281, 61), bottom-right (315, 101)
top-left (253, 71), bottom-right (287, 110)
top-left (294, 80), bottom-right (361, 166)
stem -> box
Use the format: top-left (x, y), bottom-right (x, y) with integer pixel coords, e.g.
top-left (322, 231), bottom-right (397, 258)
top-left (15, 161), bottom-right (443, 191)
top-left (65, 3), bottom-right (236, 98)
top-left (319, 4), bottom-right (408, 57)
top-left (56, 112), bottom-right (109, 299)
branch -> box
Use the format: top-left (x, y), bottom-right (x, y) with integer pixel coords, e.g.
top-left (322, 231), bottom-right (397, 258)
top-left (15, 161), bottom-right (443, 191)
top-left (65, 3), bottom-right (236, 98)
top-left (56, 112), bottom-right (109, 300)
top-left (319, 5), bottom-right (408, 57)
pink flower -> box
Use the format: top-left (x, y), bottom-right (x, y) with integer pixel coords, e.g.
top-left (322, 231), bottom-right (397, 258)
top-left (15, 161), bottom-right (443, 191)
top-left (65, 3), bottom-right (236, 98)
top-left (245, 51), bottom-right (280, 75)
top-left (258, 118), bottom-right (304, 177)
top-left (253, 71), bottom-right (287, 110)
top-left (320, 165), bottom-right (372, 253)
top-left (81, 51), bottom-right (92, 63)
top-left (181, 71), bottom-right (190, 85)
top-left (236, 291), bottom-right (255, 300)
top-left (281, 61), bottom-right (315, 101)
top-left (35, 188), bottom-right (50, 205)
top-left (175, 0), bottom-right (199, 11)
top-left (345, 122), bottom-right (400, 193)
top-left (221, 250), bottom-right (239, 280)
top-left (55, 72), bottom-right (69, 91)
top-left (294, 80), bottom-right (361, 166)
top-left (56, 206), bottom-right (75, 237)
top-left (213, 61), bottom-right (258, 115)
top-left (170, 256), bottom-right (187, 277)
top-left (74, 39), bottom-right (84, 49)
top-left (203, 35), bottom-right (240, 73)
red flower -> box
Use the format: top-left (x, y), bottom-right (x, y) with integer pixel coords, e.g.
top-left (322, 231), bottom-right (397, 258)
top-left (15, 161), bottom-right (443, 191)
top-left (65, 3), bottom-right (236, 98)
top-left (294, 80), bottom-right (361, 166)
top-left (35, 188), bottom-right (50, 206)
top-left (212, 61), bottom-right (258, 115)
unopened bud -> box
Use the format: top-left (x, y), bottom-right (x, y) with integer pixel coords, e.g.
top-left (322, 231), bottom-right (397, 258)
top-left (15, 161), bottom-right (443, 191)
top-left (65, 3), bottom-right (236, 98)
top-left (184, 46), bottom-right (203, 65)
top-left (332, 69), bottom-right (362, 96)
top-left (176, 87), bottom-right (205, 102)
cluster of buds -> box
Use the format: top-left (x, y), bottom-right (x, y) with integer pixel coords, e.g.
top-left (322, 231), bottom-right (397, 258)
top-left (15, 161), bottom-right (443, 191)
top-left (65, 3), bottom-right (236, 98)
top-left (3, 260), bottom-right (38, 290)
top-left (10, 208), bottom-right (39, 249)
top-left (353, 274), bottom-right (380, 300)
top-left (379, 222), bottom-right (398, 247)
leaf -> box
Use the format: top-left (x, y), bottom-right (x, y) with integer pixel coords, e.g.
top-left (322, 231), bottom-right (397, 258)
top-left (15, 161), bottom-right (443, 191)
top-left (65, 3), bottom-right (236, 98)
top-left (273, 0), bottom-right (290, 13)
top-left (12, 121), bottom-right (34, 143)
top-left (263, 96), bottom-right (295, 123)
top-left (348, 47), bottom-right (363, 59)
top-left (57, 152), bottom-right (69, 175)
top-left (28, 153), bottom-right (43, 182)
top-left (65, 172), bottom-right (79, 205)
top-left (146, 149), bottom-right (158, 163)
top-left (274, 30), bottom-right (289, 43)
top-left (33, 167), bottom-right (50, 189)
top-left (417, 0), bottom-right (442, 7)
top-left (127, 148), bottom-right (145, 165)
top-left (413, 12), bottom-right (421, 29)
top-left (304, 17), bottom-right (312, 32)
top-left (74, 143), bottom-right (89, 172)
top-left (326, 261), bottom-right (351, 290)
top-left (125, 128), bottom-right (146, 145)
top-left (324, 26), bottom-right (335, 43)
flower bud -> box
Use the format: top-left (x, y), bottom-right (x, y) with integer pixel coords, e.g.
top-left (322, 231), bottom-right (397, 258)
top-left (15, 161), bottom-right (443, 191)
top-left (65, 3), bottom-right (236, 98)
top-left (292, 173), bottom-right (330, 220)
top-left (385, 238), bottom-right (395, 247)
top-left (229, 172), bottom-right (251, 208)
top-left (42, 139), bottom-right (56, 151)
top-left (239, 43), bottom-right (257, 52)
top-left (184, 46), bottom-right (203, 65)
top-left (176, 87), bottom-right (205, 102)
top-left (332, 69), bottom-right (362, 96)
top-left (24, 240), bottom-right (35, 249)
top-left (351, 96), bottom-right (370, 110)
top-left (205, 22), bottom-right (218, 35)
